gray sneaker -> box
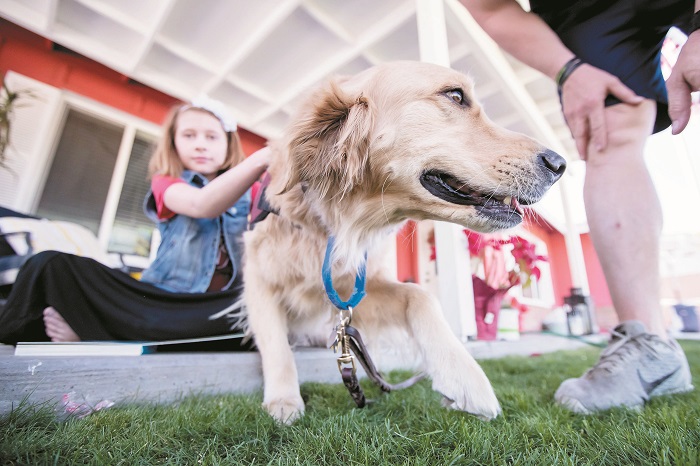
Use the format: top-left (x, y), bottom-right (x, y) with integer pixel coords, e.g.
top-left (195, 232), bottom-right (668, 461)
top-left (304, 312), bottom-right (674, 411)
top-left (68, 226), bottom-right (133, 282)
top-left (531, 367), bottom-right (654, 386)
top-left (555, 320), bottom-right (694, 413)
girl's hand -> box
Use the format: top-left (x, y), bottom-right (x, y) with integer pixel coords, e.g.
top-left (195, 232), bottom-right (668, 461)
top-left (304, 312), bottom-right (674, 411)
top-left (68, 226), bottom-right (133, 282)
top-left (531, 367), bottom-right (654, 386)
top-left (163, 146), bottom-right (272, 218)
top-left (249, 146), bottom-right (272, 169)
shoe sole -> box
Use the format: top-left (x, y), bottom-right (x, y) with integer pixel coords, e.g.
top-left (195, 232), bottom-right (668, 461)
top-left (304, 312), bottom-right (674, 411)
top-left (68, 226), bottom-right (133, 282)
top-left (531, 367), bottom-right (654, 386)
top-left (557, 384), bottom-right (694, 414)
top-left (652, 383), bottom-right (694, 397)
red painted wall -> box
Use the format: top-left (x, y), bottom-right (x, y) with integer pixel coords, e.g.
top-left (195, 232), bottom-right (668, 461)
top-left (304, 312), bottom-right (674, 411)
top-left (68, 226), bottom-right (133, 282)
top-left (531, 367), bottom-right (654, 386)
top-left (524, 217), bottom-right (611, 308)
top-left (0, 19), bottom-right (267, 154)
top-left (543, 231), bottom-right (573, 304)
top-left (396, 221), bottom-right (419, 283)
top-left (580, 233), bottom-right (612, 307)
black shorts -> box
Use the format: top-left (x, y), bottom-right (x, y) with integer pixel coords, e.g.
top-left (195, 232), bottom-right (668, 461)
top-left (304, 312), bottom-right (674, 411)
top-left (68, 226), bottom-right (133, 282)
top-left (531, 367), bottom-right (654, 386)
top-left (529, 0), bottom-right (693, 133)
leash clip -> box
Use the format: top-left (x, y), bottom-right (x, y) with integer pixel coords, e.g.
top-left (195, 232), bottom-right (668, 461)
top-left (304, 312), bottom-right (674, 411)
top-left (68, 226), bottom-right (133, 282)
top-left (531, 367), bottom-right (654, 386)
top-left (335, 307), bottom-right (356, 376)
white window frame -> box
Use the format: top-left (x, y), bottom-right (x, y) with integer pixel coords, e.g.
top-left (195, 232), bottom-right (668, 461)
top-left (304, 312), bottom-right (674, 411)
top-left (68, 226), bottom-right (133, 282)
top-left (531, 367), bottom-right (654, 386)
top-left (21, 86), bottom-right (162, 256)
top-left (61, 94), bottom-right (161, 251)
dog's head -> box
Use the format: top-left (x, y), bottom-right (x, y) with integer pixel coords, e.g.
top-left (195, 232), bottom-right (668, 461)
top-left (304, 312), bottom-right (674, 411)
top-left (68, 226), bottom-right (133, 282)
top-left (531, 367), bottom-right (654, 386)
top-left (276, 61), bottom-right (566, 235)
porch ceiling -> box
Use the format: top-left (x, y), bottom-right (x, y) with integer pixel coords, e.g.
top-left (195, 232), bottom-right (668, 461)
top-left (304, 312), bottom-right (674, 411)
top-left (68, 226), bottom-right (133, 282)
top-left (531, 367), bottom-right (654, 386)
top-left (0, 0), bottom-right (587, 232)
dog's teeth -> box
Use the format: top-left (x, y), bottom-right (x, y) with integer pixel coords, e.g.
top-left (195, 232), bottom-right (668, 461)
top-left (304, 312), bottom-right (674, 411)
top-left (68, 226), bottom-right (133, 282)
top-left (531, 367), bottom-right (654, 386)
top-left (502, 196), bottom-right (512, 206)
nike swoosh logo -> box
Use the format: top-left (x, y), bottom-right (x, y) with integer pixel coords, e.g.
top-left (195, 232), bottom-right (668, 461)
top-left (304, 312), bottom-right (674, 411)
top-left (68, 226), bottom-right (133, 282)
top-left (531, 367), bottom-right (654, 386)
top-left (637, 367), bottom-right (680, 396)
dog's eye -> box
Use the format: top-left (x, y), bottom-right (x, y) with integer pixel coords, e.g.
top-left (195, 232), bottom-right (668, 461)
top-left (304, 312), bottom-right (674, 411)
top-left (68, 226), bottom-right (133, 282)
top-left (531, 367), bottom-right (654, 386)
top-left (444, 89), bottom-right (468, 106)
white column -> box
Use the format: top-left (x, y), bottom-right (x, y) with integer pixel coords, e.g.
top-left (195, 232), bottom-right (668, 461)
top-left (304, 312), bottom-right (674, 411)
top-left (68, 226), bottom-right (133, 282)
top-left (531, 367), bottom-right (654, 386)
top-left (415, 0), bottom-right (450, 66)
top-left (415, 0), bottom-right (477, 339)
top-left (558, 175), bottom-right (590, 294)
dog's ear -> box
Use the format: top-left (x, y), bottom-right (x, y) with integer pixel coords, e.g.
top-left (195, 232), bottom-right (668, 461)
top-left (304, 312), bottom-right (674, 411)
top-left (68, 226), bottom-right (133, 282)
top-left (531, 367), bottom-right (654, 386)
top-left (282, 78), bottom-right (374, 199)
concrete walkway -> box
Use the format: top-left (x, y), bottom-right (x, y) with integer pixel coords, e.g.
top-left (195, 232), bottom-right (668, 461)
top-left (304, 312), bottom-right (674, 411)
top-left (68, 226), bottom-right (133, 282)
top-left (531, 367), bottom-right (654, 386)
top-left (1, 331), bottom-right (696, 416)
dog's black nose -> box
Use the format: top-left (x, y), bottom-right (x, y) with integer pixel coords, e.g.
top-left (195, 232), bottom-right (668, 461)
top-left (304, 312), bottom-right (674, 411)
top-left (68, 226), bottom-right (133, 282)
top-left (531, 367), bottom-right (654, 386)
top-left (538, 149), bottom-right (567, 180)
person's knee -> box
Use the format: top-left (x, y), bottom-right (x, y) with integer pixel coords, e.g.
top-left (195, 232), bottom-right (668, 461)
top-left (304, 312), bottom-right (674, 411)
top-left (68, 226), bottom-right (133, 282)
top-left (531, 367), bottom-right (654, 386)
top-left (585, 102), bottom-right (655, 168)
top-left (27, 250), bottom-right (62, 264)
top-left (604, 101), bottom-right (655, 148)
top-left (31, 250), bottom-right (63, 260)
top-left (23, 250), bottom-right (73, 273)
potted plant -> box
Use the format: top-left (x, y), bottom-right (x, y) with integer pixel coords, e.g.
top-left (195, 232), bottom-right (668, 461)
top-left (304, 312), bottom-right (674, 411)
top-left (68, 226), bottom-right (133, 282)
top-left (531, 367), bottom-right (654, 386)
top-left (467, 231), bottom-right (548, 339)
top-left (429, 229), bottom-right (548, 340)
top-left (0, 79), bottom-right (35, 174)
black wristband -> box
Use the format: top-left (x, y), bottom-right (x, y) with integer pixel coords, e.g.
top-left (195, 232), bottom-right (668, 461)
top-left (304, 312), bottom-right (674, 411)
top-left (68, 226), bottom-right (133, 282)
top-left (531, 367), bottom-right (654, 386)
top-left (556, 57), bottom-right (584, 91)
top-left (691, 10), bottom-right (700, 34)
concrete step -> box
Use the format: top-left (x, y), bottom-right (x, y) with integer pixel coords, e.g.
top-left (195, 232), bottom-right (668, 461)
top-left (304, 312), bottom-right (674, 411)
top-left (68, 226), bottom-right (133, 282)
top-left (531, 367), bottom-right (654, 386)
top-left (0, 332), bottom-right (613, 416)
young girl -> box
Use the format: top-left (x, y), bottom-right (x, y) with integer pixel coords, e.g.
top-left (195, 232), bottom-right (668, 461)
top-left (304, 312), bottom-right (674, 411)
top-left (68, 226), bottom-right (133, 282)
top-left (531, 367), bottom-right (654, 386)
top-left (0, 97), bottom-right (269, 345)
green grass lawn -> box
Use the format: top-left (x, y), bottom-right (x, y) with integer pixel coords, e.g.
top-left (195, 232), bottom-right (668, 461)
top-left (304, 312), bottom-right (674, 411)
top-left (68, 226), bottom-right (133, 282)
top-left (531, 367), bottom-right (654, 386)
top-left (2, 341), bottom-right (699, 465)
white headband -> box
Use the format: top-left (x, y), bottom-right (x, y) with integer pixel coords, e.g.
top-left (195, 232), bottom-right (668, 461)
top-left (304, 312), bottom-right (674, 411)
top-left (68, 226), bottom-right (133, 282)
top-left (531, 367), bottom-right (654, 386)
top-left (184, 95), bottom-right (238, 132)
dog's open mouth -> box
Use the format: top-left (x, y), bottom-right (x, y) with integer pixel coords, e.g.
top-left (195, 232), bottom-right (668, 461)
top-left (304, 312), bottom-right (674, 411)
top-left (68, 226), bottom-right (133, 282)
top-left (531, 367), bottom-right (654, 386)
top-left (420, 171), bottom-right (523, 218)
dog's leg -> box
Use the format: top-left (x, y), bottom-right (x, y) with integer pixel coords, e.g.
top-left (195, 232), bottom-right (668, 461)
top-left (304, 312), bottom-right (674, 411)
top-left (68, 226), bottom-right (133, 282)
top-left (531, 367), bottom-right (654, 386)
top-left (244, 271), bottom-right (305, 424)
top-left (358, 281), bottom-right (501, 420)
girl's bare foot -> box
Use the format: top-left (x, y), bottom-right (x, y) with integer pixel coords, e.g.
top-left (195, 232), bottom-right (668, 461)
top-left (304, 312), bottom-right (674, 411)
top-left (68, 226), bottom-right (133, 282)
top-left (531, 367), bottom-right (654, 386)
top-left (43, 307), bottom-right (80, 342)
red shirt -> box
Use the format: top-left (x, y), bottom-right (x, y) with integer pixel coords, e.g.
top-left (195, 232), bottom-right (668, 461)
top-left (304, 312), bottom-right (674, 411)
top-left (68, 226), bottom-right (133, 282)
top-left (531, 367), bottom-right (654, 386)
top-left (151, 175), bottom-right (186, 220)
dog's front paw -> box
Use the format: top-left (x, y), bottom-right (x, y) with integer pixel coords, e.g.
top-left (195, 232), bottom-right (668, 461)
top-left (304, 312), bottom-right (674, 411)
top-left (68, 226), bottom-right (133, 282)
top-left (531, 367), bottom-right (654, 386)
top-left (441, 393), bottom-right (500, 421)
top-left (264, 397), bottom-right (305, 425)
top-left (431, 361), bottom-right (501, 420)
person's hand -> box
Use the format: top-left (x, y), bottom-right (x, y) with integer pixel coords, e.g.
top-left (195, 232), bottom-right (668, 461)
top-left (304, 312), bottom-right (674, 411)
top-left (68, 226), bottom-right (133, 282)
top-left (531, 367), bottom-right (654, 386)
top-left (560, 63), bottom-right (644, 159)
top-left (667, 31), bottom-right (700, 135)
top-left (249, 146), bottom-right (272, 169)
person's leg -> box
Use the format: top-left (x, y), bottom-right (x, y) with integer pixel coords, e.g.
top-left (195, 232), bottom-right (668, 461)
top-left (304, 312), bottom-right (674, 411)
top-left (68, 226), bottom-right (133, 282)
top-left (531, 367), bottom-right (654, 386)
top-left (554, 100), bottom-right (693, 413)
top-left (583, 99), bottom-right (666, 336)
top-left (43, 306), bottom-right (80, 342)
top-left (0, 251), bottom-right (115, 343)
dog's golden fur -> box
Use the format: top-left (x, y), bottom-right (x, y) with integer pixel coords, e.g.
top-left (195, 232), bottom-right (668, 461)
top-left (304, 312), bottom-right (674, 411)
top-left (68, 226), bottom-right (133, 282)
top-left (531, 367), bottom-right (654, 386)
top-left (243, 61), bottom-right (565, 423)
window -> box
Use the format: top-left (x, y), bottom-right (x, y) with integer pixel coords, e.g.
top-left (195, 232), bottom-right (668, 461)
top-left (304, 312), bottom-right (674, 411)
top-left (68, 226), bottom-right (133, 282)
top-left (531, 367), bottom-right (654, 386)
top-left (0, 73), bottom-right (161, 261)
top-left (34, 102), bottom-right (159, 259)
top-left (36, 110), bottom-right (122, 234)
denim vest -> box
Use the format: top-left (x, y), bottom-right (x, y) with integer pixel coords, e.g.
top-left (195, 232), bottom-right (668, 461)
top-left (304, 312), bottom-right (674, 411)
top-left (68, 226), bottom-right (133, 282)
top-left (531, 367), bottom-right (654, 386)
top-left (141, 170), bottom-right (251, 293)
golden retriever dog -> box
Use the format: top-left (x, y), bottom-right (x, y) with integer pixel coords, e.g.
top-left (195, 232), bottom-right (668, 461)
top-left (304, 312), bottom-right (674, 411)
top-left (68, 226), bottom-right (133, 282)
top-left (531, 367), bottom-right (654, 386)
top-left (243, 61), bottom-right (566, 423)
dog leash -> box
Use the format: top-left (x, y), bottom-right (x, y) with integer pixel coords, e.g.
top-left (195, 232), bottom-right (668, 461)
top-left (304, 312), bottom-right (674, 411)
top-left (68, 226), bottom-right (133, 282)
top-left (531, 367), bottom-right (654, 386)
top-left (322, 236), bottom-right (425, 407)
top-left (252, 177), bottom-right (425, 405)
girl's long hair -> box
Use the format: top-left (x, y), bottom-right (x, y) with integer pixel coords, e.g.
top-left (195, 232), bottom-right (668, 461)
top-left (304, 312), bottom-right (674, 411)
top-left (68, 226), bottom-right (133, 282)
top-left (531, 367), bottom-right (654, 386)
top-left (148, 104), bottom-right (245, 179)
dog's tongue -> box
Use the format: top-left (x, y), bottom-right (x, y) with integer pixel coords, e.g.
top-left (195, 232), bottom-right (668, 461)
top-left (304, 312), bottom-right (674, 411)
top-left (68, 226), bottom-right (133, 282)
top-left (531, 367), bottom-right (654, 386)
top-left (512, 197), bottom-right (523, 215)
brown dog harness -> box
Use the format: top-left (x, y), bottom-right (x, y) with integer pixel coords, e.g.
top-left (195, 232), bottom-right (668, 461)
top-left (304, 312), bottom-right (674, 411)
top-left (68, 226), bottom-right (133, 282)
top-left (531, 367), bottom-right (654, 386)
top-left (249, 171), bottom-right (278, 229)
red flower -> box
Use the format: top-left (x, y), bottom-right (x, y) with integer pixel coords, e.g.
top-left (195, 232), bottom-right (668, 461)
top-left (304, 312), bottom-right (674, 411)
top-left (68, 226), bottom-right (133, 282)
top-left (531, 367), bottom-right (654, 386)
top-left (463, 230), bottom-right (547, 290)
top-left (429, 229), bottom-right (548, 291)
top-left (508, 235), bottom-right (548, 288)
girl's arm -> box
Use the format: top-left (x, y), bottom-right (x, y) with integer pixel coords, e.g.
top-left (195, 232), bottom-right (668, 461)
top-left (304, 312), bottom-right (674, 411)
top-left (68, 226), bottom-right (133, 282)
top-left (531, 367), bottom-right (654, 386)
top-left (163, 146), bottom-right (271, 219)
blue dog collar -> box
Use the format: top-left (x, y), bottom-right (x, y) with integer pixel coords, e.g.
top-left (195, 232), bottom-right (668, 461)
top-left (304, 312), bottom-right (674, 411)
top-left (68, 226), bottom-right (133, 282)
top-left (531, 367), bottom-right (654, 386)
top-left (322, 236), bottom-right (367, 310)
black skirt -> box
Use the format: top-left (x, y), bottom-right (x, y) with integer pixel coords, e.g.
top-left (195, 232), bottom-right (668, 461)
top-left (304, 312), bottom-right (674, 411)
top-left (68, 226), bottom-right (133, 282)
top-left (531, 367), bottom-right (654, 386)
top-left (0, 251), bottom-right (250, 347)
